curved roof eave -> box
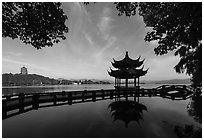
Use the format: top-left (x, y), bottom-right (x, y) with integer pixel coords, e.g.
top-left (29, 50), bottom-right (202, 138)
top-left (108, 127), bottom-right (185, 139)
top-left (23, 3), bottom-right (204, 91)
top-left (107, 69), bottom-right (147, 79)
top-left (113, 52), bottom-right (141, 63)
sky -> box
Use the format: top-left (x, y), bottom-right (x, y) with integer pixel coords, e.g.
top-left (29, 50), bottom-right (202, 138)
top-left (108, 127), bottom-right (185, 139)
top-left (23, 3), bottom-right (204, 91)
top-left (2, 2), bottom-right (190, 81)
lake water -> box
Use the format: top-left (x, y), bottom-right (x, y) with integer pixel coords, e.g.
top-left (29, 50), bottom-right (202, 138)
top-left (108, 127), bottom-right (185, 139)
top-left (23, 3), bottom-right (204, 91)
top-left (2, 84), bottom-right (161, 96)
top-left (2, 84), bottom-right (201, 138)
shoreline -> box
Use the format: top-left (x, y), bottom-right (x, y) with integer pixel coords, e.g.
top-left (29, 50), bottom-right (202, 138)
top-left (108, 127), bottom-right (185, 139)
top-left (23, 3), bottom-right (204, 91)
top-left (2, 83), bottom-right (114, 88)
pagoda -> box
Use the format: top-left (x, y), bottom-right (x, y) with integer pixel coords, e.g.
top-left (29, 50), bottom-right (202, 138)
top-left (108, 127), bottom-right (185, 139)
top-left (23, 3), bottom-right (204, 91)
top-left (108, 51), bottom-right (148, 89)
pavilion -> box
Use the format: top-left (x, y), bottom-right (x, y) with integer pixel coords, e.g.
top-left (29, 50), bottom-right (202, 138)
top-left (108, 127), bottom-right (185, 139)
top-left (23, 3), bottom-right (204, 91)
top-left (108, 51), bottom-right (148, 90)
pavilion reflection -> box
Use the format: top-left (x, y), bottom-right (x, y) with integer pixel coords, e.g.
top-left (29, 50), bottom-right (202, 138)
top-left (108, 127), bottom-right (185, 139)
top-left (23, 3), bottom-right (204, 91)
top-left (108, 96), bottom-right (147, 127)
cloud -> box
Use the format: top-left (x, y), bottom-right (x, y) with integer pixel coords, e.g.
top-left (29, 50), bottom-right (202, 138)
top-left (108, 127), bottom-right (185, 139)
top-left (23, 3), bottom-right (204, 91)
top-left (96, 37), bottom-right (116, 57)
top-left (84, 32), bottom-right (94, 46)
top-left (98, 16), bottom-right (112, 33)
top-left (5, 52), bottom-right (23, 57)
top-left (97, 7), bottom-right (113, 40)
top-left (86, 7), bottom-right (119, 66)
top-left (2, 58), bottom-right (50, 71)
top-left (144, 55), bottom-right (189, 80)
top-left (75, 2), bottom-right (89, 16)
top-left (69, 3), bottom-right (91, 40)
top-left (92, 36), bottom-right (117, 66)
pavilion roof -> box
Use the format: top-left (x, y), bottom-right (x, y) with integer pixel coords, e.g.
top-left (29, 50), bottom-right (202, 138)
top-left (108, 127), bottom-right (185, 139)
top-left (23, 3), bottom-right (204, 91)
top-left (112, 51), bottom-right (144, 69)
top-left (108, 66), bottom-right (148, 79)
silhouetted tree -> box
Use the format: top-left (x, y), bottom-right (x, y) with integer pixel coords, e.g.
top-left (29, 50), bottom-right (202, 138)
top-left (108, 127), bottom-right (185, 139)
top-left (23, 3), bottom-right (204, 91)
top-left (115, 2), bottom-right (202, 87)
top-left (174, 124), bottom-right (201, 138)
top-left (187, 95), bottom-right (202, 124)
top-left (2, 2), bottom-right (68, 49)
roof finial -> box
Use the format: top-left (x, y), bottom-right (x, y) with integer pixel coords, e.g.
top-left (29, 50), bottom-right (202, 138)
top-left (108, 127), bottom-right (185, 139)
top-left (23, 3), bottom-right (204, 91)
top-left (126, 51), bottom-right (128, 57)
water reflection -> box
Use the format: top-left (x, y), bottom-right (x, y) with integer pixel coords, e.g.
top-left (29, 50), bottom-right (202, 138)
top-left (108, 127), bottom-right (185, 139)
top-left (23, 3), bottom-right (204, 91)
top-left (108, 98), bottom-right (147, 127)
top-left (2, 88), bottom-right (200, 138)
top-left (174, 93), bottom-right (202, 138)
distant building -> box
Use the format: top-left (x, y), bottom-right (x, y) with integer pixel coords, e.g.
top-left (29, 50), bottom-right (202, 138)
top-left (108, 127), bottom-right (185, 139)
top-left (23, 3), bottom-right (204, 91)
top-left (20, 66), bottom-right (28, 75)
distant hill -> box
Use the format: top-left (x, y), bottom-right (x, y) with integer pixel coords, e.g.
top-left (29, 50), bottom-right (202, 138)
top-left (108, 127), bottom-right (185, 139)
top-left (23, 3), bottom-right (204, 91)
top-left (3, 73), bottom-right (188, 86)
top-left (142, 78), bottom-right (191, 84)
top-left (2, 73), bottom-right (61, 86)
top-left (2, 73), bottom-right (111, 86)
top-left (69, 78), bottom-right (113, 83)
top-left (57, 78), bottom-right (67, 81)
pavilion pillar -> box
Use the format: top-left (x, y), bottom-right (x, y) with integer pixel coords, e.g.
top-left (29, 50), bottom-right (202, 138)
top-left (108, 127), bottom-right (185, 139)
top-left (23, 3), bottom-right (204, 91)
top-left (138, 77), bottom-right (140, 87)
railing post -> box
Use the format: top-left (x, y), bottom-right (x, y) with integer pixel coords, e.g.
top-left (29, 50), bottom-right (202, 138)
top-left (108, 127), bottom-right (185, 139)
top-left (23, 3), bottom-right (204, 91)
top-left (6, 96), bottom-right (11, 100)
top-left (125, 92), bottom-right (128, 101)
top-left (125, 94), bottom-right (128, 101)
top-left (62, 91), bottom-right (66, 102)
top-left (133, 91), bottom-right (136, 102)
top-left (137, 92), bottom-right (140, 102)
top-left (68, 92), bottom-right (72, 105)
top-left (53, 94), bottom-right (57, 105)
top-left (32, 94), bottom-right (39, 109)
top-left (117, 90), bottom-right (120, 100)
top-left (2, 100), bottom-right (7, 119)
top-left (82, 90), bottom-right (86, 102)
top-left (110, 91), bottom-right (113, 99)
top-left (101, 89), bottom-right (104, 99)
top-left (135, 89), bottom-right (142, 103)
top-left (171, 96), bottom-right (175, 100)
top-left (160, 93), bottom-right (165, 98)
top-left (92, 91), bottom-right (96, 102)
top-left (19, 93), bottom-right (25, 112)
top-left (2, 100), bottom-right (6, 109)
top-left (182, 96), bottom-right (186, 100)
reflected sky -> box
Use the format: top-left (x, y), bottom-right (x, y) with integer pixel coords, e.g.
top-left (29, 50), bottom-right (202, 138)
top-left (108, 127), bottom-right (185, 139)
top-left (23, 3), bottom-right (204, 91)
top-left (2, 97), bottom-right (200, 138)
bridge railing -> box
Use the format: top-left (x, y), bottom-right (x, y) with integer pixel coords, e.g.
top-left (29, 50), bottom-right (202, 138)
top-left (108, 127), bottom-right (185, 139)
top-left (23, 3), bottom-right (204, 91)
top-left (2, 86), bottom-right (194, 120)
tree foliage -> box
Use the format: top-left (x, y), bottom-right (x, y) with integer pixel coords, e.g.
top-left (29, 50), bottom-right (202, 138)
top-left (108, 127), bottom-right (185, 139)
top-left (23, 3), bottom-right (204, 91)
top-left (174, 124), bottom-right (201, 138)
top-left (114, 2), bottom-right (138, 16)
top-left (2, 2), bottom-right (68, 49)
top-left (187, 95), bottom-right (202, 124)
top-left (115, 2), bottom-right (202, 87)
